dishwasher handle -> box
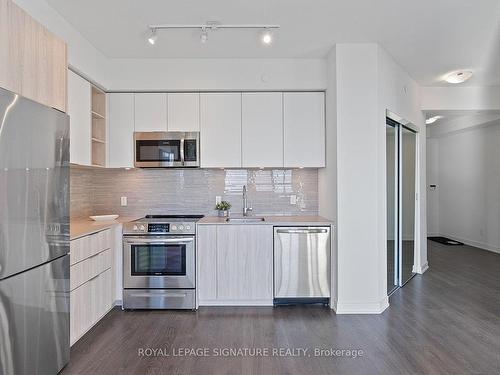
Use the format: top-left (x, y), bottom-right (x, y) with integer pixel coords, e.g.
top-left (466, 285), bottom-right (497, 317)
top-left (276, 228), bottom-right (328, 234)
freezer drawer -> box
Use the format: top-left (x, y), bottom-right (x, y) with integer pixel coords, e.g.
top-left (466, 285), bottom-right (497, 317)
top-left (0, 255), bottom-right (70, 375)
top-left (274, 227), bottom-right (331, 299)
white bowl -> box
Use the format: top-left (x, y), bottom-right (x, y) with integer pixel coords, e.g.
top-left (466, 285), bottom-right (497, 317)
top-left (89, 214), bottom-right (119, 221)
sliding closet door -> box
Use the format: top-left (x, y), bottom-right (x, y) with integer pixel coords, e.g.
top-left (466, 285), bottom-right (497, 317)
top-left (386, 124), bottom-right (398, 295)
top-left (386, 117), bottom-right (417, 294)
top-left (400, 126), bottom-right (417, 285)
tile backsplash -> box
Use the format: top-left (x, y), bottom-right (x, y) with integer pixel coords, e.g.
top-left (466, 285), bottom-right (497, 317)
top-left (70, 167), bottom-right (318, 219)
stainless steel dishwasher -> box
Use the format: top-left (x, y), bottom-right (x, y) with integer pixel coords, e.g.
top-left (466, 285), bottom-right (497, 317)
top-left (273, 226), bottom-right (331, 305)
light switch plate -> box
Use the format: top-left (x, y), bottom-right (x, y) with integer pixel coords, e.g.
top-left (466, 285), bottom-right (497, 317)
top-left (121, 196), bottom-right (128, 206)
top-left (290, 195), bottom-right (297, 205)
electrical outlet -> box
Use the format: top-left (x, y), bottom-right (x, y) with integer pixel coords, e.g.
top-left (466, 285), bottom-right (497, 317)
top-left (215, 196), bottom-right (222, 204)
top-left (290, 195), bottom-right (297, 205)
top-left (120, 196), bottom-right (127, 207)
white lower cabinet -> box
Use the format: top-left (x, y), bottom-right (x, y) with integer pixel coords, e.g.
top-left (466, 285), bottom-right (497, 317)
top-left (70, 229), bottom-right (115, 346)
top-left (197, 224), bottom-right (273, 306)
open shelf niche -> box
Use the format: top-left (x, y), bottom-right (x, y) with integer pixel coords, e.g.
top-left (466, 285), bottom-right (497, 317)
top-left (91, 85), bottom-right (106, 167)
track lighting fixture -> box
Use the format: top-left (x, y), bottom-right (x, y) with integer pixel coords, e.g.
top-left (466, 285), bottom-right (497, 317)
top-left (200, 27), bottom-right (208, 44)
top-left (147, 29), bottom-right (157, 45)
top-left (145, 22), bottom-right (279, 46)
top-left (260, 28), bottom-right (273, 45)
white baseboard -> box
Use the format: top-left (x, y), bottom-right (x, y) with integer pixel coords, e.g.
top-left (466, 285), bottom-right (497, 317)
top-left (434, 233), bottom-right (500, 254)
top-left (199, 299), bottom-right (273, 307)
top-left (413, 261), bottom-right (429, 274)
top-left (334, 297), bottom-right (389, 314)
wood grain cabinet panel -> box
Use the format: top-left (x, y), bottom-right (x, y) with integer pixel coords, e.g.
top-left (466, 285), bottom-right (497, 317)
top-left (196, 225), bottom-right (218, 302)
top-left (216, 225), bottom-right (273, 303)
top-left (0, 0), bottom-right (67, 112)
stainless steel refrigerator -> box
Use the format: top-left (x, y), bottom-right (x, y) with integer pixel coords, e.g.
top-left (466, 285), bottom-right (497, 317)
top-left (0, 87), bottom-right (70, 374)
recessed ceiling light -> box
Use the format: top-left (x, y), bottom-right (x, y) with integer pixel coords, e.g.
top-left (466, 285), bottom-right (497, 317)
top-left (260, 28), bottom-right (273, 45)
top-left (444, 70), bottom-right (473, 84)
top-left (425, 115), bottom-right (443, 125)
top-left (147, 29), bottom-right (157, 45)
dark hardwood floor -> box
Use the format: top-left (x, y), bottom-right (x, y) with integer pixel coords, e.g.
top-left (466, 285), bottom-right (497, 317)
top-left (62, 241), bottom-right (500, 375)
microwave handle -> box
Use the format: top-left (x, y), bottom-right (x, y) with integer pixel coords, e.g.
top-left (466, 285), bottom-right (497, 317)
top-left (180, 138), bottom-right (185, 166)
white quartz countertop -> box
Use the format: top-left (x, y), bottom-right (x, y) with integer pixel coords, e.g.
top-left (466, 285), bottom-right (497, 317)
top-left (197, 215), bottom-right (334, 226)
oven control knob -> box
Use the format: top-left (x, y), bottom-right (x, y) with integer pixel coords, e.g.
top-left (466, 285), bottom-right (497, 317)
top-left (186, 225), bottom-right (191, 230)
top-left (139, 225), bottom-right (145, 231)
top-left (171, 225), bottom-right (177, 231)
top-left (133, 225), bottom-right (138, 231)
top-left (178, 225), bottom-right (184, 230)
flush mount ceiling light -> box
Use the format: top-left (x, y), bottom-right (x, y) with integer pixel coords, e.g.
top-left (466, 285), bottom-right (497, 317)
top-left (444, 70), bottom-right (473, 84)
top-left (147, 29), bottom-right (157, 45)
top-left (425, 115), bottom-right (443, 125)
top-left (146, 22), bottom-right (280, 46)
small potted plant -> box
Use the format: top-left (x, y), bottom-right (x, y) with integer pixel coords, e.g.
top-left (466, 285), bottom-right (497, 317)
top-left (215, 201), bottom-right (231, 217)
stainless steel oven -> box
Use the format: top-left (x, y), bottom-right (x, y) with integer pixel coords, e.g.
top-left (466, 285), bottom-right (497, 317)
top-left (122, 215), bottom-right (202, 309)
top-left (134, 131), bottom-right (200, 168)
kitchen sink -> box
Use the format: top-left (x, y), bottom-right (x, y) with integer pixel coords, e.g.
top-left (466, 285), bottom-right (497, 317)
top-left (225, 217), bottom-right (266, 223)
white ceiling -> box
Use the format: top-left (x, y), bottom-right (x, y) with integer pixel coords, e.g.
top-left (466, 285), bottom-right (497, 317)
top-left (47, 0), bottom-right (500, 86)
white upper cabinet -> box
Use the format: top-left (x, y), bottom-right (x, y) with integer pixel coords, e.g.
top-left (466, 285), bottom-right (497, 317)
top-left (200, 93), bottom-right (242, 168)
top-left (108, 93), bottom-right (135, 168)
top-left (242, 92), bottom-right (283, 168)
top-left (68, 70), bottom-right (91, 165)
top-left (283, 92), bottom-right (325, 168)
top-left (134, 93), bottom-right (167, 132)
top-left (167, 93), bottom-right (200, 132)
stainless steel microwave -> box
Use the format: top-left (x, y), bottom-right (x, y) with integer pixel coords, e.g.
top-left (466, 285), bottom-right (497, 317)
top-left (134, 132), bottom-right (200, 168)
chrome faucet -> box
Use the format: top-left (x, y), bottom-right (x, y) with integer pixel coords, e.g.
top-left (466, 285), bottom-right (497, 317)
top-left (242, 185), bottom-right (253, 216)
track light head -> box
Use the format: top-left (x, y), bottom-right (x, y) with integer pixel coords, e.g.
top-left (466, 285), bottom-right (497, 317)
top-left (148, 29), bottom-right (157, 45)
top-left (200, 27), bottom-right (208, 44)
top-left (260, 28), bottom-right (273, 45)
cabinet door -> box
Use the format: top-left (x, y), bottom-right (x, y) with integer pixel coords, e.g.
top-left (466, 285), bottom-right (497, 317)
top-left (200, 93), bottom-right (241, 168)
top-left (108, 93), bottom-right (134, 167)
top-left (283, 92), bottom-right (325, 167)
top-left (196, 225), bottom-right (218, 302)
top-left (242, 92), bottom-right (283, 167)
top-left (216, 225), bottom-right (273, 302)
top-left (134, 93), bottom-right (167, 132)
top-left (0, 0), bottom-right (67, 112)
top-left (68, 70), bottom-right (91, 165)
top-left (167, 93), bottom-right (200, 132)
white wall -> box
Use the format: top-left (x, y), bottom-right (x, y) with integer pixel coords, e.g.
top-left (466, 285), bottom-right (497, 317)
top-left (318, 47), bottom-right (338, 305)
top-left (378, 47), bottom-right (427, 275)
top-left (422, 86), bottom-right (500, 111)
top-left (426, 138), bottom-right (439, 235)
top-left (320, 43), bottom-right (426, 314)
top-left (427, 122), bottom-right (500, 253)
top-left (107, 58), bottom-right (326, 91)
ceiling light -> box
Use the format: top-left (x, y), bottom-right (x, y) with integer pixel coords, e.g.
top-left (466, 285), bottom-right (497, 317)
top-left (444, 70), bottom-right (473, 84)
top-left (147, 29), bottom-right (157, 45)
top-left (425, 115), bottom-right (443, 125)
top-left (200, 28), bottom-right (208, 44)
top-left (260, 28), bottom-right (273, 45)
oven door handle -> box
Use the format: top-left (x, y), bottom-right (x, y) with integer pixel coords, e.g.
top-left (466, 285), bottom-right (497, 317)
top-left (124, 238), bottom-right (194, 245)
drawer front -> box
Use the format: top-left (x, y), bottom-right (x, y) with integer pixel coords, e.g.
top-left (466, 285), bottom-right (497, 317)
top-left (70, 253), bottom-right (100, 291)
top-left (70, 236), bottom-right (91, 265)
top-left (99, 248), bottom-right (112, 273)
top-left (90, 229), bottom-right (112, 255)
